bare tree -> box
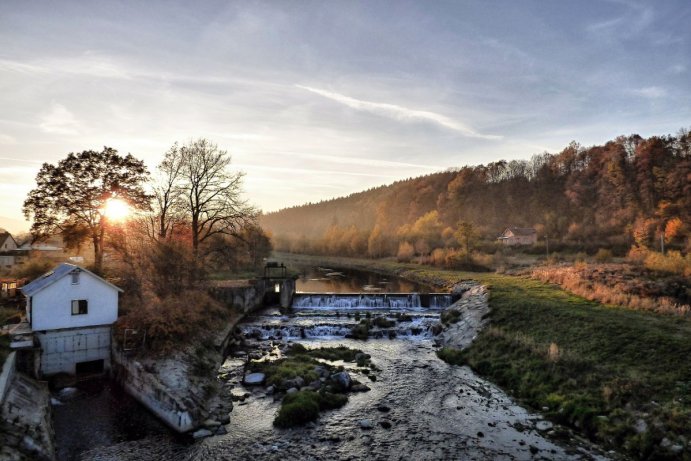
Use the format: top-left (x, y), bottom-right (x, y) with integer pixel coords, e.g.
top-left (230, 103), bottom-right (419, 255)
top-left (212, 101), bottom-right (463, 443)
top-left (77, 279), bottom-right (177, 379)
top-left (148, 143), bottom-right (185, 240)
top-left (166, 138), bottom-right (256, 257)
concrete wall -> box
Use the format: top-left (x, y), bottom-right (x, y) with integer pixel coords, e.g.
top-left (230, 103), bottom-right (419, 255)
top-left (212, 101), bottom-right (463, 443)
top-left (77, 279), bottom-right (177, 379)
top-left (112, 350), bottom-right (195, 433)
top-left (30, 270), bottom-right (119, 331)
top-left (35, 326), bottom-right (112, 376)
top-left (0, 352), bottom-right (16, 405)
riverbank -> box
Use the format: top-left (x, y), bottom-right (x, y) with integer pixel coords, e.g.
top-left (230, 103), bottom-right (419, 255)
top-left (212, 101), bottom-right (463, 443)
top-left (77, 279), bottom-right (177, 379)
top-left (275, 253), bottom-right (691, 460)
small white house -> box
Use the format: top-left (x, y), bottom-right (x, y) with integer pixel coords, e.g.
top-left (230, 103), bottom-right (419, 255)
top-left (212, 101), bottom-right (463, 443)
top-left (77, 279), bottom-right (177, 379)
top-left (20, 263), bottom-right (122, 377)
top-left (497, 227), bottom-right (538, 246)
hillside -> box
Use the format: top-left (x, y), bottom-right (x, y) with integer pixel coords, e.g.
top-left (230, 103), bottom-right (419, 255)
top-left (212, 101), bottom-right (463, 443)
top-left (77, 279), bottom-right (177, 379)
top-left (261, 130), bottom-right (691, 258)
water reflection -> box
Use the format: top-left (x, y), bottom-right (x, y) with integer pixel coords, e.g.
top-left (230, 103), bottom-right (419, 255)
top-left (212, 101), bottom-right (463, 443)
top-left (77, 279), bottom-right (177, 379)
top-left (295, 266), bottom-right (428, 293)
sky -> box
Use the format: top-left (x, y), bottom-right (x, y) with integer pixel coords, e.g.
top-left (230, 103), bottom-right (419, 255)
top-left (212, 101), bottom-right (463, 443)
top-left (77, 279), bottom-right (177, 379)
top-left (1, 0), bottom-right (690, 233)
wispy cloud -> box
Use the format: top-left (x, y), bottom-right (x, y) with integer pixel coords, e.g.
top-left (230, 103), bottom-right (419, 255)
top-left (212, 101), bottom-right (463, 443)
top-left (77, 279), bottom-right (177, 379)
top-left (285, 152), bottom-right (445, 170)
top-left (632, 86), bottom-right (667, 99)
top-left (296, 85), bottom-right (501, 140)
top-left (39, 103), bottom-right (81, 135)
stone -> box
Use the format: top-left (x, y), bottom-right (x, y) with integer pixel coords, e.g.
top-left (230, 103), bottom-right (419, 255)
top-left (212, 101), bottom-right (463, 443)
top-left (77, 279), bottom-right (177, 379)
top-left (358, 419), bottom-right (373, 430)
top-left (430, 323), bottom-right (443, 336)
top-left (331, 371), bottom-right (352, 391)
top-left (192, 428), bottom-right (213, 439)
top-left (376, 404), bottom-right (390, 412)
top-left (215, 425), bottom-right (228, 435)
top-left (286, 387), bottom-right (299, 395)
top-left (634, 419), bottom-right (648, 434)
top-left (308, 380), bottom-right (322, 390)
top-left (266, 385), bottom-right (275, 395)
top-left (244, 373), bottom-right (266, 386)
top-left (535, 420), bottom-right (554, 432)
top-left (351, 384), bottom-right (371, 392)
top-left (314, 365), bottom-right (329, 378)
top-left (282, 376), bottom-right (305, 390)
top-left (219, 414), bottom-right (231, 425)
top-left (203, 419), bottom-right (221, 428)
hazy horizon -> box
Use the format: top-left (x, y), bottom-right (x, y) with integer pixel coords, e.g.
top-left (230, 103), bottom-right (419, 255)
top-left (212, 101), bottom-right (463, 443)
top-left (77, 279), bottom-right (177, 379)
top-left (2, 0), bottom-right (690, 232)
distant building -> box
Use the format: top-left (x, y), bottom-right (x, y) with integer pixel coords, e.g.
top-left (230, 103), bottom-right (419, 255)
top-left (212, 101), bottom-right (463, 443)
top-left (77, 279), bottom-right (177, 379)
top-left (19, 263), bottom-right (122, 377)
top-left (497, 227), bottom-right (538, 246)
top-left (0, 231), bottom-right (18, 251)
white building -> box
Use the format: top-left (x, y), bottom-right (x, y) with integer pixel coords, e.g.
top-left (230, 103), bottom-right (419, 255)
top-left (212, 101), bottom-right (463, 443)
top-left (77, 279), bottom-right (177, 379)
top-left (20, 263), bottom-right (122, 377)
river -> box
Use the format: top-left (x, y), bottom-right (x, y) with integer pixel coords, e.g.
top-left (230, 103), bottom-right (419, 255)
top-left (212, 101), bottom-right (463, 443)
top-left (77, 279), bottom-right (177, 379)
top-left (53, 266), bottom-right (610, 460)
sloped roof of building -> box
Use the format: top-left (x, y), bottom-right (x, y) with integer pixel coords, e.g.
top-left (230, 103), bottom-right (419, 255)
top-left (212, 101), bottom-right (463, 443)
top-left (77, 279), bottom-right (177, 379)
top-left (507, 227), bottom-right (536, 236)
top-left (0, 232), bottom-right (16, 245)
top-left (21, 263), bottom-right (123, 297)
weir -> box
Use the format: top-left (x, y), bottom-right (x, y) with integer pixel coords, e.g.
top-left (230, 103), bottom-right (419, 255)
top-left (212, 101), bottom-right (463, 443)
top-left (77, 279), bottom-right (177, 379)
top-left (292, 292), bottom-right (456, 309)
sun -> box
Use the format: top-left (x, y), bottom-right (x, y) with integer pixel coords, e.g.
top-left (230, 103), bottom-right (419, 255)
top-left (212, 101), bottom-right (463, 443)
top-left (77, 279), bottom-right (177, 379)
top-left (102, 198), bottom-right (130, 222)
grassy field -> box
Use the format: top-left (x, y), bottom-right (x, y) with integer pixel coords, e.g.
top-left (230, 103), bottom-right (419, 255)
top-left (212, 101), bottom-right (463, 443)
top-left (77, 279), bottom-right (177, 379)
top-left (276, 252), bottom-right (691, 460)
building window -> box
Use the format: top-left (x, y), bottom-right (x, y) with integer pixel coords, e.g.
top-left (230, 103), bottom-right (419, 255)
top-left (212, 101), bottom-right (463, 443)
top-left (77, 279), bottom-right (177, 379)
top-left (71, 299), bottom-right (88, 315)
top-left (71, 271), bottom-right (80, 284)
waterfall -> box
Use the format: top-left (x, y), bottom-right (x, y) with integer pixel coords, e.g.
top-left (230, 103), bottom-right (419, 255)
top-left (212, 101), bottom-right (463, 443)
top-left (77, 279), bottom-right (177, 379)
top-left (292, 293), bottom-right (452, 310)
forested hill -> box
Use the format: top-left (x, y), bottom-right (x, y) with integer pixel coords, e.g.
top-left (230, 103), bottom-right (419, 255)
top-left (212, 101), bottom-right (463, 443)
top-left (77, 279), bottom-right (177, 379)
top-left (261, 130), bottom-right (690, 257)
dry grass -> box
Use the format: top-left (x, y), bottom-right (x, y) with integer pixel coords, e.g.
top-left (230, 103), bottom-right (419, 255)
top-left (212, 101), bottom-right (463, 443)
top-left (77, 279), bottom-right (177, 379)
top-left (531, 263), bottom-right (690, 316)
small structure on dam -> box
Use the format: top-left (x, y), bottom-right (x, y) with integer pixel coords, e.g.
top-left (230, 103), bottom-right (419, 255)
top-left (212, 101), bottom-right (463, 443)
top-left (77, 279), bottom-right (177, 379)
top-left (208, 261), bottom-right (296, 311)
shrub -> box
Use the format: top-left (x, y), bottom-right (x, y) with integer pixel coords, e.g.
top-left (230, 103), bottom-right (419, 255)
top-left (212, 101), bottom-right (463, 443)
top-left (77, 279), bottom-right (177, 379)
top-left (274, 390), bottom-right (348, 428)
top-left (644, 250), bottom-right (690, 276)
top-left (441, 309), bottom-right (462, 325)
top-left (594, 248), bottom-right (613, 263)
top-left (116, 289), bottom-right (226, 353)
top-left (274, 391), bottom-right (321, 427)
top-left (372, 316), bottom-right (395, 328)
top-left (436, 347), bottom-right (466, 366)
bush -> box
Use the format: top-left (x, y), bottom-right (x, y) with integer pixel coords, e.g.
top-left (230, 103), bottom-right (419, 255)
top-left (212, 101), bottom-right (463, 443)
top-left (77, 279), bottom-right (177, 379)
top-left (437, 347), bottom-right (466, 366)
top-left (644, 250), bottom-right (690, 276)
top-left (274, 390), bottom-right (348, 428)
top-left (441, 309), bottom-right (462, 325)
top-left (116, 289), bottom-right (226, 353)
top-left (594, 248), bottom-right (613, 263)
top-left (274, 391), bottom-right (321, 427)
top-left (372, 316), bottom-right (395, 328)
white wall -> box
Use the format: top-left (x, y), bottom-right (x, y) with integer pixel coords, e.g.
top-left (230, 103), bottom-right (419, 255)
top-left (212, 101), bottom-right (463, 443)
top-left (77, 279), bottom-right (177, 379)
top-left (36, 326), bottom-right (112, 376)
top-left (30, 271), bottom-right (119, 331)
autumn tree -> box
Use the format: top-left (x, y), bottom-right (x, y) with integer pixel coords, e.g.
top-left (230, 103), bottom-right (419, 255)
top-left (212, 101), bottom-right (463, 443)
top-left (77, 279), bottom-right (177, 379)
top-left (454, 221), bottom-right (477, 260)
top-left (23, 148), bottom-right (150, 272)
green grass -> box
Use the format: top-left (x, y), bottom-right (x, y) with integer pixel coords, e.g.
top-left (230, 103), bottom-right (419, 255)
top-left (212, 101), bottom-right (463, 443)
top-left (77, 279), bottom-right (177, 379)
top-left (276, 253), bottom-right (691, 459)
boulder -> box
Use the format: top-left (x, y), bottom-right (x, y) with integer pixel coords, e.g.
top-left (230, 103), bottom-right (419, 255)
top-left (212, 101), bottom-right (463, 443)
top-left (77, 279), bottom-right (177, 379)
top-left (203, 419), bottom-right (221, 428)
top-left (192, 428), bottom-right (213, 439)
top-left (358, 419), bottom-right (373, 430)
top-left (286, 387), bottom-right (299, 395)
top-left (331, 371), bottom-right (352, 391)
top-left (215, 425), bottom-right (228, 436)
top-left (281, 376), bottom-right (305, 390)
top-left (351, 384), bottom-right (371, 392)
top-left (535, 420), bottom-right (554, 432)
top-left (314, 366), bottom-right (329, 378)
top-left (244, 373), bottom-right (266, 386)
top-left (219, 414), bottom-right (231, 425)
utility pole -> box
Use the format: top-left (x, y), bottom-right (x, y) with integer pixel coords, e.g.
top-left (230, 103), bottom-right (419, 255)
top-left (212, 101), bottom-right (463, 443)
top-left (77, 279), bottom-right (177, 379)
top-left (660, 233), bottom-right (665, 255)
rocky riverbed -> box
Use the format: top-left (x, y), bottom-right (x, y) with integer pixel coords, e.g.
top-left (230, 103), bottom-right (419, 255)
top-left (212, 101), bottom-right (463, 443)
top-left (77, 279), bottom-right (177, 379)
top-left (190, 338), bottom-right (610, 460)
